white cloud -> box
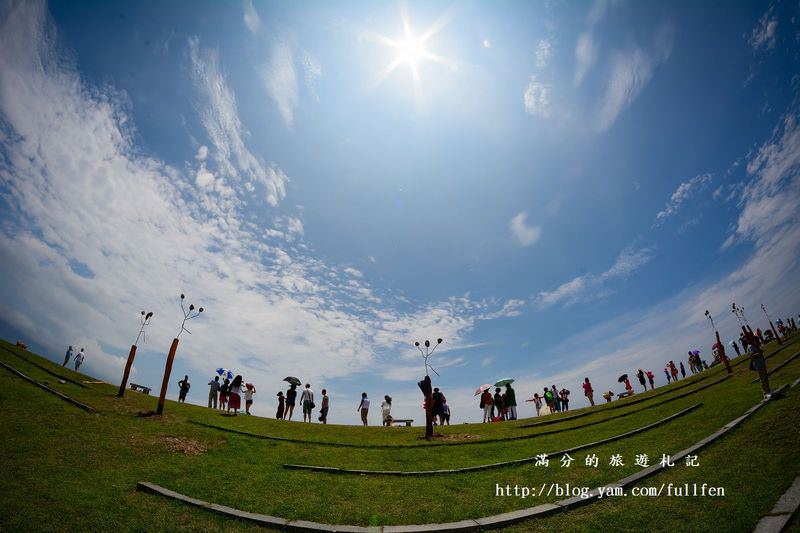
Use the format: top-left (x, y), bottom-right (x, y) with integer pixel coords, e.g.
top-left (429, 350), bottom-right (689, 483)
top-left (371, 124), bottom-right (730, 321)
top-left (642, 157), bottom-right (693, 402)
top-left (535, 38), bottom-right (553, 68)
top-left (481, 356), bottom-right (495, 367)
top-left (523, 76), bottom-right (550, 118)
top-left (301, 52), bottom-right (321, 102)
top-left (595, 24), bottom-right (673, 132)
top-left (749, 7), bottom-right (778, 52)
top-left (509, 211), bottom-right (542, 246)
top-left (260, 41), bottom-right (299, 128)
top-left (195, 144), bottom-right (208, 161)
top-left (243, 0), bottom-right (261, 34)
top-left (573, 33), bottom-right (597, 86)
top-left (188, 37), bottom-right (287, 207)
top-left (536, 247), bottom-right (654, 308)
top-left (482, 38), bottom-right (491, 49)
top-left (654, 173), bottom-right (713, 225)
top-left (343, 267), bottom-right (363, 278)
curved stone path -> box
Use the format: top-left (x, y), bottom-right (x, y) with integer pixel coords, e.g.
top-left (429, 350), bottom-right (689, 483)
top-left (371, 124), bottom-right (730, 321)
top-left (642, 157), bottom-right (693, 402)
top-left (137, 382), bottom-right (792, 532)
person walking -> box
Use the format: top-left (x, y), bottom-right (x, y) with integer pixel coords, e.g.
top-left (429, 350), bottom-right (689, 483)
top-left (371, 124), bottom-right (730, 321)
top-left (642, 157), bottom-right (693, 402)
top-left (679, 362), bottom-right (686, 379)
top-left (227, 375), bottom-right (244, 415)
top-left (505, 383), bottom-right (517, 420)
top-left (208, 376), bottom-right (220, 409)
top-left (381, 395), bottom-right (393, 426)
top-left (300, 383), bottom-right (315, 423)
top-left (687, 352), bottom-right (696, 374)
top-left (219, 378), bottom-right (230, 411)
top-left (480, 389), bottom-right (493, 422)
top-left (730, 340), bottom-right (741, 357)
top-left (745, 329), bottom-right (772, 399)
top-left (636, 369), bottom-right (647, 392)
top-left (669, 361), bottom-right (679, 382)
top-left (582, 378), bottom-right (595, 406)
top-left (432, 387), bottom-right (446, 425)
top-left (177, 376), bottom-right (190, 403)
top-left (664, 367), bottom-right (671, 384)
top-left (285, 384), bottom-right (297, 421)
top-left (74, 348), bottom-right (85, 371)
top-left (442, 401), bottom-right (451, 425)
top-left (63, 345), bottom-right (73, 367)
top-left (276, 391), bottom-right (285, 420)
top-left (318, 389), bottom-right (329, 424)
top-left (646, 370), bottom-right (655, 390)
top-left (357, 392), bottom-right (370, 426)
top-left (244, 383), bottom-right (256, 415)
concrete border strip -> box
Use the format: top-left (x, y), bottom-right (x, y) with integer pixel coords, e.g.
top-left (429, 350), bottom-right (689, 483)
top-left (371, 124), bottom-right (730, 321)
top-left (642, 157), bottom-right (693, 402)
top-left (0, 360), bottom-right (96, 412)
top-left (137, 384), bottom-right (790, 531)
top-left (752, 476), bottom-right (800, 533)
top-left (750, 350), bottom-right (800, 383)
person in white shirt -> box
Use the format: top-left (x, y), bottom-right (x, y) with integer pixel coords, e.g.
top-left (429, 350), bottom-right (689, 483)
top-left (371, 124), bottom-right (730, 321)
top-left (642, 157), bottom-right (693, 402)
top-left (208, 376), bottom-right (220, 409)
top-left (381, 395), bottom-right (392, 426)
top-left (244, 383), bottom-right (256, 415)
top-left (300, 383), bottom-right (315, 423)
top-left (357, 392), bottom-right (370, 426)
top-left (74, 348), bottom-right (85, 371)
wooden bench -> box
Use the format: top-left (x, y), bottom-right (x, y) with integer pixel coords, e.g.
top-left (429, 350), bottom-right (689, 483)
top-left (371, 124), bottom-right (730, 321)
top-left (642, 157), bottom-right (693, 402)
top-left (130, 383), bottom-right (151, 395)
top-left (391, 419), bottom-right (413, 427)
top-left (617, 391), bottom-right (633, 399)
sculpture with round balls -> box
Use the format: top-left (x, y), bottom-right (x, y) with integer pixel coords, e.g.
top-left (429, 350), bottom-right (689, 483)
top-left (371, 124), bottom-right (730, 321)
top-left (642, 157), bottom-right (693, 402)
top-left (415, 338), bottom-right (443, 441)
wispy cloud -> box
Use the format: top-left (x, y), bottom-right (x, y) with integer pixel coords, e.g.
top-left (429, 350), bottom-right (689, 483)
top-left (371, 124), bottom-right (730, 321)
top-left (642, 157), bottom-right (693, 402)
top-left (573, 0), bottom-right (621, 86)
top-left (535, 247), bottom-right (654, 308)
top-left (188, 37), bottom-right (288, 207)
top-left (261, 41), bottom-right (299, 128)
top-left (242, 0), bottom-right (261, 34)
top-left (535, 38), bottom-right (553, 68)
top-left (748, 6), bottom-right (778, 52)
top-left (301, 52), bottom-right (322, 102)
top-left (523, 76), bottom-right (550, 118)
top-left (596, 24), bottom-right (674, 132)
top-left (509, 211), bottom-right (542, 246)
top-left (654, 173), bottom-right (713, 225)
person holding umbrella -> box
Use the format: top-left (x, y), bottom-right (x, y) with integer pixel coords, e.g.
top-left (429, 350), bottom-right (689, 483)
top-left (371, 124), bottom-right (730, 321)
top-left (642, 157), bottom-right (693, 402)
top-left (476, 384), bottom-right (492, 422)
top-left (219, 378), bottom-right (230, 410)
top-left (619, 374), bottom-right (634, 396)
top-left (283, 377), bottom-right (301, 421)
top-left (227, 374), bottom-right (244, 415)
top-left (504, 383), bottom-right (517, 420)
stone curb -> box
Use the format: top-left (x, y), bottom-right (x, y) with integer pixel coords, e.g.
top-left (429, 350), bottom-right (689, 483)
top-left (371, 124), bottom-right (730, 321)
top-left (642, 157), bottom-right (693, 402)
top-left (750, 350), bottom-right (800, 383)
top-left (0, 343), bottom-right (90, 388)
top-left (282, 403), bottom-right (703, 476)
top-left (138, 383), bottom-right (789, 532)
top-left (0, 360), bottom-right (96, 412)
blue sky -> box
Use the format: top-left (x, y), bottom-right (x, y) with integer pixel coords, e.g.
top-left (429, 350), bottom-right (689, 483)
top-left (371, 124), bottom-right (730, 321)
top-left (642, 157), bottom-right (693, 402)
top-left (1, 0), bottom-right (799, 423)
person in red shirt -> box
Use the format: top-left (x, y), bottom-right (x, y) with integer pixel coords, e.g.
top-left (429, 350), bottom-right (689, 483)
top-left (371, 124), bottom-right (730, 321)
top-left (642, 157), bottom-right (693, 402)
top-left (582, 378), bottom-right (594, 406)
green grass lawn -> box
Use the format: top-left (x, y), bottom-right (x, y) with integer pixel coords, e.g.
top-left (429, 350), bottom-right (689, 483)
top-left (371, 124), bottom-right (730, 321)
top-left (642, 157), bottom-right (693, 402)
top-left (0, 335), bottom-right (798, 531)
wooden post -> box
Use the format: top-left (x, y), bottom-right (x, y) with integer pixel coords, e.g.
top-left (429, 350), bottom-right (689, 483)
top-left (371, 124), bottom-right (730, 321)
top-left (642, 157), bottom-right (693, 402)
top-left (156, 338), bottom-right (179, 415)
top-left (715, 331), bottom-right (732, 374)
top-left (418, 375), bottom-right (434, 441)
top-left (117, 344), bottom-right (137, 398)
top-left (768, 320), bottom-right (782, 345)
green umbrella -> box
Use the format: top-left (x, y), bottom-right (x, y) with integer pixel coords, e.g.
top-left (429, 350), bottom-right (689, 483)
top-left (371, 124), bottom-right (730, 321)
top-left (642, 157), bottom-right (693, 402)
top-left (495, 378), bottom-right (515, 387)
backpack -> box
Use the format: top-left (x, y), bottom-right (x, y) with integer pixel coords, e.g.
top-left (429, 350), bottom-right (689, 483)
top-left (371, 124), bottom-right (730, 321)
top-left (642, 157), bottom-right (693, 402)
top-left (544, 391), bottom-right (554, 402)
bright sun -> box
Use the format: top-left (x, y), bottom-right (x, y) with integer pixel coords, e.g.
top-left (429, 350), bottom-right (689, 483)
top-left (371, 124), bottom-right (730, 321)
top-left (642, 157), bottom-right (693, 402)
top-left (364, 6), bottom-right (457, 95)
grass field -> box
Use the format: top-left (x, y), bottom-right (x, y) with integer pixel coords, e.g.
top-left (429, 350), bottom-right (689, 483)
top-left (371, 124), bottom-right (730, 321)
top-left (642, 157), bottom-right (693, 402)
top-left (1, 335), bottom-right (798, 532)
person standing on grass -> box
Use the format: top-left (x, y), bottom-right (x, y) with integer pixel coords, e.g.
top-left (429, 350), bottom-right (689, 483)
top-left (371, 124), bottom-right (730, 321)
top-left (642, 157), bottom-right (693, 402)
top-left (432, 387), bottom-right (446, 425)
top-left (664, 367), bottom-right (671, 384)
top-left (177, 376), bottom-right (190, 402)
top-left (219, 378), bottom-right (230, 411)
top-left (207, 376), bottom-right (220, 409)
top-left (582, 378), bottom-right (595, 406)
top-left (300, 383), bottom-right (315, 423)
top-left (624, 376), bottom-right (634, 396)
top-left (244, 383), bottom-right (256, 415)
top-left (679, 361), bottom-right (686, 379)
top-left (285, 384), bottom-right (297, 421)
top-left (560, 388), bottom-right (570, 411)
top-left (544, 387), bottom-right (555, 413)
top-left (636, 369), bottom-right (647, 392)
top-left (480, 389), bottom-right (493, 422)
top-left (527, 392), bottom-right (543, 415)
top-left (74, 348), bottom-right (85, 371)
top-left (63, 345), bottom-right (73, 367)
top-left (669, 361), bottom-right (679, 382)
top-left (744, 329), bottom-right (772, 399)
top-left (381, 395), bottom-right (393, 426)
top-left (730, 340), bottom-right (741, 357)
top-left (318, 389), bottom-right (329, 424)
top-left (276, 391), bottom-right (285, 420)
top-left (357, 392), bottom-right (370, 426)
top-left (602, 390), bottom-right (613, 403)
top-left (551, 385), bottom-right (561, 412)
top-left (442, 401), bottom-right (451, 425)
top-left (687, 352), bottom-right (696, 374)
top-left (492, 388), bottom-right (505, 421)
top-left (227, 375), bottom-right (244, 415)
top-left (505, 384), bottom-right (518, 420)
top-left (646, 370), bottom-right (655, 390)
